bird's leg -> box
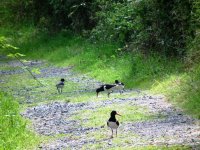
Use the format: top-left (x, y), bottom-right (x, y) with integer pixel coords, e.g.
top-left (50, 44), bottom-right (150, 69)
top-left (108, 92), bottom-right (110, 98)
top-left (111, 129), bottom-right (113, 138)
top-left (120, 90), bottom-right (122, 95)
top-left (116, 129), bottom-right (117, 137)
top-left (57, 87), bottom-right (60, 94)
top-left (61, 88), bottom-right (62, 93)
top-left (59, 88), bottom-right (61, 94)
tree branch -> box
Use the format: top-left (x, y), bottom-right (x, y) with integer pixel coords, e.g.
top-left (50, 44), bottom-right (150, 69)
top-left (14, 55), bottom-right (44, 86)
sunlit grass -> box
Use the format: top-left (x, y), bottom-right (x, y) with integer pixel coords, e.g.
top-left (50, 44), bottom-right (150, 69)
top-left (0, 91), bottom-right (40, 150)
top-left (151, 66), bottom-right (200, 118)
top-left (69, 102), bottom-right (155, 128)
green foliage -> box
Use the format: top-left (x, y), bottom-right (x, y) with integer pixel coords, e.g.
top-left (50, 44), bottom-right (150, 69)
top-left (1, 0), bottom-right (199, 57)
top-left (186, 0), bottom-right (200, 67)
top-left (91, 1), bottom-right (136, 43)
top-left (0, 36), bottom-right (19, 51)
top-left (0, 91), bottom-right (39, 149)
top-left (48, 0), bottom-right (96, 31)
top-left (186, 30), bottom-right (200, 67)
top-left (92, 0), bottom-right (193, 56)
top-left (192, 0), bottom-right (200, 27)
top-left (0, 0), bottom-right (35, 25)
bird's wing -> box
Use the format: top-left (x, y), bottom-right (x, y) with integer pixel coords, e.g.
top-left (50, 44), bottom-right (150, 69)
top-left (105, 84), bottom-right (116, 89)
top-left (120, 82), bottom-right (124, 86)
top-left (116, 121), bottom-right (119, 126)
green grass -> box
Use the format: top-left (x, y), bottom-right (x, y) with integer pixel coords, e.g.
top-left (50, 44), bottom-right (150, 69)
top-left (69, 102), bottom-right (158, 128)
top-left (151, 65), bottom-right (200, 118)
top-left (0, 91), bottom-right (40, 150)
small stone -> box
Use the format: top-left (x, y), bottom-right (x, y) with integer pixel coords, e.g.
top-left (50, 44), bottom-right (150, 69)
top-left (192, 139), bottom-right (195, 142)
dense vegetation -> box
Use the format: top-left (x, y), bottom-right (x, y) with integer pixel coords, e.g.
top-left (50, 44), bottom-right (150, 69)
top-left (0, 0), bottom-right (199, 149)
top-left (1, 0), bottom-right (199, 55)
top-left (0, 92), bottom-right (39, 149)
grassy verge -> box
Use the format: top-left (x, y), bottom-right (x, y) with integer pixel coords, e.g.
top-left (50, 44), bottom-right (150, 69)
top-left (151, 64), bottom-right (200, 118)
top-left (0, 91), bottom-right (40, 149)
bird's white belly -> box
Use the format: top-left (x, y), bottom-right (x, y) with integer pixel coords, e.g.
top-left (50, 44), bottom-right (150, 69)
top-left (108, 122), bottom-right (119, 129)
top-left (57, 85), bottom-right (64, 88)
top-left (113, 85), bottom-right (124, 91)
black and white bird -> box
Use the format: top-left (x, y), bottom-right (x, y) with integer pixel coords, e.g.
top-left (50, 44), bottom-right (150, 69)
top-left (56, 78), bottom-right (65, 94)
top-left (96, 84), bottom-right (116, 98)
top-left (107, 110), bottom-right (121, 138)
top-left (96, 80), bottom-right (125, 97)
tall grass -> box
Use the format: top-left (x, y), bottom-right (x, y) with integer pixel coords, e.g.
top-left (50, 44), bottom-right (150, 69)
top-left (151, 64), bottom-right (200, 118)
top-left (0, 91), bottom-right (39, 149)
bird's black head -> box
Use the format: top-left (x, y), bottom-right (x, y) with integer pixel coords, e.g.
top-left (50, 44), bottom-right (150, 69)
top-left (110, 110), bottom-right (121, 116)
top-left (115, 80), bottom-right (119, 84)
top-left (61, 78), bottom-right (65, 82)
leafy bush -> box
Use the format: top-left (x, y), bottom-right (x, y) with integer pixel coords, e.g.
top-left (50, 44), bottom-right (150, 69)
top-left (92, 0), bottom-right (193, 56)
top-left (186, 0), bottom-right (200, 67)
top-left (48, 0), bottom-right (96, 31)
top-left (1, 0), bottom-right (197, 57)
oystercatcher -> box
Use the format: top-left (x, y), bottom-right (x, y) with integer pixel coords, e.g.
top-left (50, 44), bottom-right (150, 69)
top-left (107, 110), bottom-right (121, 138)
top-left (96, 80), bottom-right (125, 97)
top-left (96, 84), bottom-right (116, 97)
top-left (56, 78), bottom-right (65, 94)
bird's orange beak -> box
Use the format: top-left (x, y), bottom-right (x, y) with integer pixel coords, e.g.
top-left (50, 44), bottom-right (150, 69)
top-left (116, 113), bottom-right (121, 116)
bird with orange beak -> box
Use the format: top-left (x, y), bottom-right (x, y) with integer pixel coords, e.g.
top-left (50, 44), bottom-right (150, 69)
top-left (107, 110), bottom-right (121, 138)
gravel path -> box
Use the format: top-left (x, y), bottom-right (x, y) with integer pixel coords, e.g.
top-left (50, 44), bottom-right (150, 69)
top-left (1, 58), bottom-right (200, 150)
top-left (23, 96), bottom-right (200, 149)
